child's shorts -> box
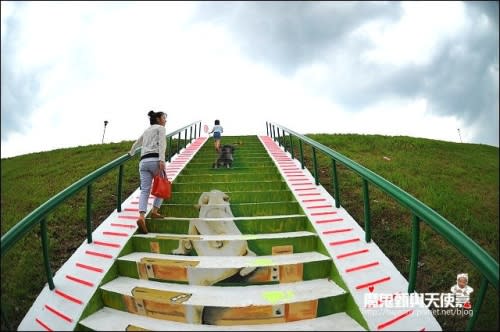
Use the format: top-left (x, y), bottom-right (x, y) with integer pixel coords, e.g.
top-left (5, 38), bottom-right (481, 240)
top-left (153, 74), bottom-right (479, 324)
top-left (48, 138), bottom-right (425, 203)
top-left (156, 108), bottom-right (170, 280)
top-left (214, 132), bottom-right (221, 139)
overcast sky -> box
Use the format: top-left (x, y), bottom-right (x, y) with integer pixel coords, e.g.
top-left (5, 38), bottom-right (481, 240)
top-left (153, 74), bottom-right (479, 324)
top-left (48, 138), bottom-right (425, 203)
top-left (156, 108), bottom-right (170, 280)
top-left (1, 1), bottom-right (498, 159)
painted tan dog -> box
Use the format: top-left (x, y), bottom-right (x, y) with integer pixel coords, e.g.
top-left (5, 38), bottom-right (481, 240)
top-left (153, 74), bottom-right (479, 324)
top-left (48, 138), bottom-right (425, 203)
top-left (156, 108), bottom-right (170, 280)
top-left (173, 190), bottom-right (257, 323)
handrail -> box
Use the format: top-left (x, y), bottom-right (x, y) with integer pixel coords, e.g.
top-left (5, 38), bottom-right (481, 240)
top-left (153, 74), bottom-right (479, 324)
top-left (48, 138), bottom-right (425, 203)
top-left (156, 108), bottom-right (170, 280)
top-left (1, 120), bottom-right (201, 289)
top-left (267, 122), bottom-right (499, 330)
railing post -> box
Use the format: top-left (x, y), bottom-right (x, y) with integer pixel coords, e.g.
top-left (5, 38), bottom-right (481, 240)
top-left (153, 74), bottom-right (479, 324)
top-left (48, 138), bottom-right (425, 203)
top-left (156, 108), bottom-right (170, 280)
top-left (408, 215), bottom-right (420, 292)
top-left (184, 129), bottom-right (187, 149)
top-left (168, 136), bottom-right (173, 162)
top-left (116, 165), bottom-right (123, 213)
top-left (312, 147), bottom-right (319, 185)
top-left (466, 276), bottom-right (489, 331)
top-left (177, 132), bottom-right (181, 154)
top-left (40, 218), bottom-right (55, 290)
top-left (266, 122), bottom-right (269, 136)
top-left (282, 129), bottom-right (286, 151)
top-left (189, 126), bottom-right (193, 142)
top-left (332, 158), bottom-right (341, 208)
top-left (289, 133), bottom-right (294, 159)
top-left (277, 128), bottom-right (281, 147)
top-left (272, 125), bottom-right (276, 141)
top-left (362, 179), bottom-right (372, 242)
top-left (299, 140), bottom-right (304, 169)
top-left (198, 122), bottom-right (201, 138)
top-left (86, 184), bottom-right (93, 243)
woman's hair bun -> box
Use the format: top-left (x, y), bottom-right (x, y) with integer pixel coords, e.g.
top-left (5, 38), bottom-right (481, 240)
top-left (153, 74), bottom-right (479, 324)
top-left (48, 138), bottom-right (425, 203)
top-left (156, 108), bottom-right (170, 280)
top-left (148, 110), bottom-right (155, 116)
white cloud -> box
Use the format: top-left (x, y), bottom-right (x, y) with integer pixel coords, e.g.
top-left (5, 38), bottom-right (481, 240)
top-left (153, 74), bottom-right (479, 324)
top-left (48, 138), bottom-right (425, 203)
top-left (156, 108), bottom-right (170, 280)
top-left (1, 2), bottom-right (497, 159)
top-left (361, 1), bottom-right (466, 66)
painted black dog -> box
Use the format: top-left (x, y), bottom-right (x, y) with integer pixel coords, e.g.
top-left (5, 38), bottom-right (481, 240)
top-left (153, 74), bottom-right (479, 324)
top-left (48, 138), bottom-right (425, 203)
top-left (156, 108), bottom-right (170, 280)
top-left (213, 144), bottom-right (234, 168)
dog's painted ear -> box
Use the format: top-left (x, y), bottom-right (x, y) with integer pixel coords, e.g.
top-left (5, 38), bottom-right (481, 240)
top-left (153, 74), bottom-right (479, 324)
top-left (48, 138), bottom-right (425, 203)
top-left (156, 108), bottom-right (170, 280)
top-left (223, 193), bottom-right (230, 202)
top-left (199, 192), bottom-right (210, 205)
top-left (194, 204), bottom-right (201, 210)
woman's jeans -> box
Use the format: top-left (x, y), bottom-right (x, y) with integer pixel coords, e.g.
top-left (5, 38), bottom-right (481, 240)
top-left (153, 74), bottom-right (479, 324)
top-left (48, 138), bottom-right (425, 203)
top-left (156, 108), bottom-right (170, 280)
top-left (138, 159), bottom-right (163, 213)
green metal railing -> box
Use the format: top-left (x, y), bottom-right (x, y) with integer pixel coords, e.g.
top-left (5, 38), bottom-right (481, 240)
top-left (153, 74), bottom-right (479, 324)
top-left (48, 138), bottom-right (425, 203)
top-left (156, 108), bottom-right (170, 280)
top-left (0, 121), bottom-right (201, 328)
top-left (266, 122), bottom-right (499, 331)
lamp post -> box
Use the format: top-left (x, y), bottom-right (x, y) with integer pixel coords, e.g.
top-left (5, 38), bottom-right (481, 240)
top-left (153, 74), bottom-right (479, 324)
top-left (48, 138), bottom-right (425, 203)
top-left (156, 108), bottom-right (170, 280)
top-left (457, 128), bottom-right (462, 143)
top-left (102, 120), bottom-right (109, 144)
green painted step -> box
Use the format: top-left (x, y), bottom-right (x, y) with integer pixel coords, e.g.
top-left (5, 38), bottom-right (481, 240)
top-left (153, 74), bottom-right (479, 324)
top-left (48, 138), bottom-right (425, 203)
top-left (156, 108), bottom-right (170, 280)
top-left (195, 149), bottom-right (270, 155)
top-left (175, 173), bottom-right (283, 183)
top-left (196, 148), bottom-right (268, 153)
top-left (171, 181), bottom-right (290, 192)
top-left (160, 202), bottom-right (304, 218)
top-left (203, 141), bottom-right (263, 146)
top-left (183, 160), bottom-right (277, 168)
top-left (207, 136), bottom-right (262, 143)
top-left (187, 152), bottom-right (271, 159)
top-left (146, 215), bottom-right (309, 235)
top-left (178, 167), bottom-right (281, 176)
top-left (193, 155), bottom-right (272, 162)
top-left (195, 149), bottom-right (268, 155)
top-left (166, 190), bottom-right (296, 204)
top-left (132, 231), bottom-right (318, 256)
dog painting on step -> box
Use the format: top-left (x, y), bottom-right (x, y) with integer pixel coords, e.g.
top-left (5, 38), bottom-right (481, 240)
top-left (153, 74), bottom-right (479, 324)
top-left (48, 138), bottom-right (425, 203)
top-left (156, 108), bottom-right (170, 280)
top-left (172, 190), bottom-right (257, 323)
top-left (212, 144), bottom-right (234, 169)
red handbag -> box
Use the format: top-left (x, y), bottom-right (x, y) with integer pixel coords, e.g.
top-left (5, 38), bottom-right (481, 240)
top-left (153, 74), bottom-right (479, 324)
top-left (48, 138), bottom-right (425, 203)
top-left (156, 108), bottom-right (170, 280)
top-left (151, 170), bottom-right (172, 199)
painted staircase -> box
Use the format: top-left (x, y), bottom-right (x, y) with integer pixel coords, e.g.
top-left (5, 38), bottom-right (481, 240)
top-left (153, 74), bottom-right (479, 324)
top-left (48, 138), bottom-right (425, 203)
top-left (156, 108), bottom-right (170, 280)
top-left (76, 136), bottom-right (365, 330)
top-left (19, 135), bottom-right (441, 331)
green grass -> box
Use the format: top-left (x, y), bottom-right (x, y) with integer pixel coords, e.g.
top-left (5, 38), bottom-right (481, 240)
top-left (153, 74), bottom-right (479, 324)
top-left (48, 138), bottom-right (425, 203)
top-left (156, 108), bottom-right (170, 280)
top-left (1, 134), bottom-right (498, 331)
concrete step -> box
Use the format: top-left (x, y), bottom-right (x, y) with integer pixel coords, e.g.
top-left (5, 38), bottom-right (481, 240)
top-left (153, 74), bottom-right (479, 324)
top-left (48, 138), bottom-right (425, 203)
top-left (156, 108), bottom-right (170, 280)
top-left (132, 231), bottom-right (318, 256)
top-left (78, 307), bottom-right (366, 331)
top-left (98, 277), bottom-right (348, 325)
top-left (117, 251), bottom-right (332, 285)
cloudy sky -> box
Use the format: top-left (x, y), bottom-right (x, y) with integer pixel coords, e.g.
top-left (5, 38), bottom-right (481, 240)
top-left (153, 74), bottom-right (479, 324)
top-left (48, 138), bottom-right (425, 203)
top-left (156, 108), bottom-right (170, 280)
top-left (1, 1), bottom-right (498, 159)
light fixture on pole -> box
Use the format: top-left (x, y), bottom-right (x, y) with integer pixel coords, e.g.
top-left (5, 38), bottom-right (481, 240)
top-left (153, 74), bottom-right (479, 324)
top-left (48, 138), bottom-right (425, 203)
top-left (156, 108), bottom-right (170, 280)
top-left (102, 120), bottom-right (109, 144)
top-left (457, 128), bottom-right (462, 143)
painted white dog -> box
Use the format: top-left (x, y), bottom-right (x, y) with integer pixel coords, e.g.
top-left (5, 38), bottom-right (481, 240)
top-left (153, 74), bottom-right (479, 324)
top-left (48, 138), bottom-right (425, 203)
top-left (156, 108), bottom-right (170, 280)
top-left (173, 190), bottom-right (257, 323)
top-left (173, 190), bottom-right (257, 278)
